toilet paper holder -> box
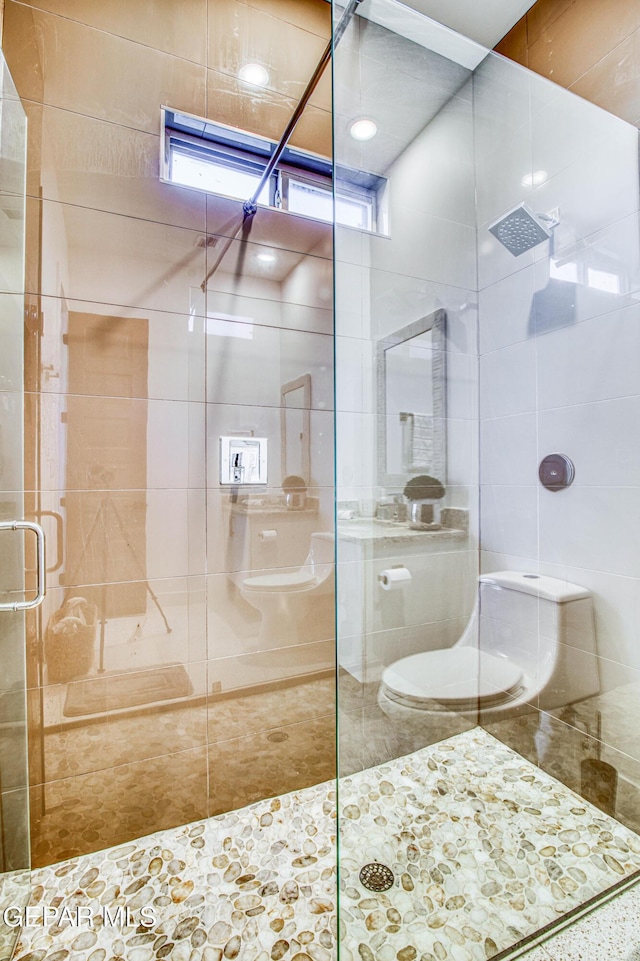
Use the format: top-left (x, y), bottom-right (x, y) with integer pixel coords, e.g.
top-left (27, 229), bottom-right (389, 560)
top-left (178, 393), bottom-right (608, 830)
top-left (378, 566), bottom-right (412, 590)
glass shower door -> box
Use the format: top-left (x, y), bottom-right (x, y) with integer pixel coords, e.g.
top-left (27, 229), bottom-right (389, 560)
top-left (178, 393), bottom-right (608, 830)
top-left (0, 51), bottom-right (31, 960)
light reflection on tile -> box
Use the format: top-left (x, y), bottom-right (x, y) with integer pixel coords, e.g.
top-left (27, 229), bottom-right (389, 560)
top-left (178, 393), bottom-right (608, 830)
top-left (207, 0), bottom-right (329, 106)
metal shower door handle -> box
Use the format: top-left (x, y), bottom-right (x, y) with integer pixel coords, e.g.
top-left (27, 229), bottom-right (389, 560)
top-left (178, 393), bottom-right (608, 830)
top-left (0, 520), bottom-right (46, 611)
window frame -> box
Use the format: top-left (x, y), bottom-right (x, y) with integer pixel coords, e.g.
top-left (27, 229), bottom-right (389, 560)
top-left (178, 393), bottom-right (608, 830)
top-left (161, 107), bottom-right (386, 233)
top-left (167, 132), bottom-right (279, 207)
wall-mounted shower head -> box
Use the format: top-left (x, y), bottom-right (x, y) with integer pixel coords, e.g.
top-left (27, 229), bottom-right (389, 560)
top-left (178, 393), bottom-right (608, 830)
top-left (488, 203), bottom-right (554, 257)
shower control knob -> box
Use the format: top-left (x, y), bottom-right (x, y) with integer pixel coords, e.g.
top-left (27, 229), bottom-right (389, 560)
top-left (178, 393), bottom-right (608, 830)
top-left (539, 453), bottom-right (575, 492)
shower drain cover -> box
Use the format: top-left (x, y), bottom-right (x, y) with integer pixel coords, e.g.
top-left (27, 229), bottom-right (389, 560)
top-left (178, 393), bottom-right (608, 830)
top-left (359, 862), bottom-right (395, 892)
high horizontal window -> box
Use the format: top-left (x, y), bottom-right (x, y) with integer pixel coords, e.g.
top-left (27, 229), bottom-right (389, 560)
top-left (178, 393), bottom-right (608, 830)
top-left (161, 108), bottom-right (386, 233)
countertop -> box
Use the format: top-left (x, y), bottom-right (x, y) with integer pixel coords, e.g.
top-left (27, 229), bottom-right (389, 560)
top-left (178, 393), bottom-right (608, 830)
top-left (337, 517), bottom-right (467, 544)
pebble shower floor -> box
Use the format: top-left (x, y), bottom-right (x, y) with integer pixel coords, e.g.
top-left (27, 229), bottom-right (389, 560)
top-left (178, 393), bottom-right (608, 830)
top-left (12, 729), bottom-right (640, 961)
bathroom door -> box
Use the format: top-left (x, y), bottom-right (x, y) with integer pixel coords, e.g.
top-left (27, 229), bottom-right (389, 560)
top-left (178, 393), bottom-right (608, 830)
top-left (0, 53), bottom-right (32, 959)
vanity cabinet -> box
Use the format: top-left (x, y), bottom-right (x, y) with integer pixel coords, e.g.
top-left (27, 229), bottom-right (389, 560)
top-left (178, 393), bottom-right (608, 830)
top-left (225, 502), bottom-right (320, 573)
top-left (337, 518), bottom-right (469, 684)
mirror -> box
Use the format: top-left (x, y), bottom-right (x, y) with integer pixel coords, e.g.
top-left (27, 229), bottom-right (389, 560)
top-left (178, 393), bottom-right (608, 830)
top-left (376, 309), bottom-right (446, 487)
top-left (281, 374), bottom-right (311, 484)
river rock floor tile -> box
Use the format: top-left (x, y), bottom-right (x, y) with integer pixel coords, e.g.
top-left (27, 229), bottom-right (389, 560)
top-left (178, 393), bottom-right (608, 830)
top-left (338, 728), bottom-right (640, 961)
top-left (13, 728), bottom-right (640, 961)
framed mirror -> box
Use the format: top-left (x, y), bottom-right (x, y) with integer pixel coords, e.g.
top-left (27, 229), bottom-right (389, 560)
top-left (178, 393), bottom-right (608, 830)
top-left (376, 309), bottom-right (446, 488)
top-left (281, 374), bottom-right (311, 484)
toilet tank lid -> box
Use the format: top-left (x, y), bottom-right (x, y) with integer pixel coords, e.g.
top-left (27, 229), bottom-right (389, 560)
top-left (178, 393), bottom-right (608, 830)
top-left (479, 571), bottom-right (590, 602)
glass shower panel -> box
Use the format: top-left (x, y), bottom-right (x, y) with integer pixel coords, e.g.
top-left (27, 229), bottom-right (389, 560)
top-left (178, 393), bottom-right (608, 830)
top-left (333, 0), bottom-right (480, 778)
top-left (335, 2), bottom-right (640, 959)
top-left (0, 52), bottom-right (30, 961)
top-left (477, 42), bottom-right (640, 923)
top-left (333, 1), bottom-right (483, 952)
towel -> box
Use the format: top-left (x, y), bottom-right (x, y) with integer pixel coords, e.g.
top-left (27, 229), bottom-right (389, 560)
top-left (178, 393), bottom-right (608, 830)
top-left (408, 412), bottom-right (433, 469)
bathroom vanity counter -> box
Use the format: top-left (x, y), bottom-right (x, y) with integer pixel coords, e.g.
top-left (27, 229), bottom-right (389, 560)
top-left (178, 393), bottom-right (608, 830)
top-left (337, 518), bottom-right (467, 557)
top-left (338, 517), bottom-right (465, 540)
top-left (227, 497), bottom-right (319, 516)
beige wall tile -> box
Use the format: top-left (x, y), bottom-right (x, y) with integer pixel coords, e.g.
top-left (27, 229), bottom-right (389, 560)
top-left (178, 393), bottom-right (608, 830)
top-left (4, 1), bottom-right (206, 133)
top-left (205, 196), bottom-right (332, 260)
top-left (498, 0), bottom-right (640, 130)
top-left (36, 489), bottom-right (206, 585)
top-left (33, 198), bottom-right (206, 314)
top-left (208, 0), bottom-right (328, 104)
top-left (528, 0), bottom-right (640, 88)
top-left (205, 63), bottom-right (331, 156)
top-left (25, 393), bottom-right (206, 491)
top-left (29, 296), bottom-right (205, 403)
top-left (570, 27), bottom-right (640, 127)
top-left (239, 0), bottom-right (330, 40)
top-left (24, 195), bottom-right (40, 298)
top-left (525, 0), bottom-right (577, 47)
top-left (24, 102), bottom-right (206, 231)
top-left (13, 0), bottom-right (207, 63)
top-left (289, 103), bottom-right (332, 156)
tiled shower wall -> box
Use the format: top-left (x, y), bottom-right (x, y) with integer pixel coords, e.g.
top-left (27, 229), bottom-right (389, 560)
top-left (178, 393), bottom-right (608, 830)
top-left (476, 52), bottom-right (640, 825)
top-left (3, 0), bottom-right (337, 866)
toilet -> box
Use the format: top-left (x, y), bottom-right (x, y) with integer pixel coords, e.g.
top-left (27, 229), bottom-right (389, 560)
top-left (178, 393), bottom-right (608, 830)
top-left (241, 532), bottom-right (335, 648)
top-left (379, 571), bottom-right (600, 719)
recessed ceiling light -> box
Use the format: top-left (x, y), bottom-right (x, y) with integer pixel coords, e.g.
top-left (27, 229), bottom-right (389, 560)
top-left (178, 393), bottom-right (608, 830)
top-left (257, 251), bottom-right (277, 264)
top-left (521, 169), bottom-right (548, 187)
top-left (238, 63), bottom-right (270, 87)
top-left (349, 118), bottom-right (378, 142)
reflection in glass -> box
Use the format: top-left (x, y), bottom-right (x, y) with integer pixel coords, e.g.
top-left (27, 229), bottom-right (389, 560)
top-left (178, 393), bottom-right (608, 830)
top-left (377, 310), bottom-right (446, 486)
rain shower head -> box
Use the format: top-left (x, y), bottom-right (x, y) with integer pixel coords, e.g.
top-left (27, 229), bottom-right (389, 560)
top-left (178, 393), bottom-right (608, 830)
top-left (488, 203), bottom-right (553, 257)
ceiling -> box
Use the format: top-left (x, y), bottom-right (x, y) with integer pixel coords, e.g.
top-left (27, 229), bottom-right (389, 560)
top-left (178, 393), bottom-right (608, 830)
top-left (374, 0), bottom-right (537, 49)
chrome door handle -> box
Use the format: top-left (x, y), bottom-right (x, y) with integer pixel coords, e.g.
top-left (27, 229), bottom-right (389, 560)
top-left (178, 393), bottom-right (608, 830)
top-left (37, 510), bottom-right (64, 573)
top-left (0, 520), bottom-right (46, 611)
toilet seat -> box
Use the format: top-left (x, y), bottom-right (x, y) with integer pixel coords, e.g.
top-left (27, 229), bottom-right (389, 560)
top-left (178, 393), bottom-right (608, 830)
top-left (381, 647), bottom-right (524, 711)
top-left (242, 570), bottom-right (317, 592)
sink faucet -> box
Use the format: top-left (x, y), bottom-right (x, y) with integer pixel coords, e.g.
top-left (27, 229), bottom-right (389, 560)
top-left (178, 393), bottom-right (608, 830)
top-left (375, 494), bottom-right (407, 522)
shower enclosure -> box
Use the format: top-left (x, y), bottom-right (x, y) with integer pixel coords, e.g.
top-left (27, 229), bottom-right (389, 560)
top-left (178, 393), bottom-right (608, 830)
top-left (334, 1), bottom-right (640, 958)
top-left (2, 0), bottom-right (640, 958)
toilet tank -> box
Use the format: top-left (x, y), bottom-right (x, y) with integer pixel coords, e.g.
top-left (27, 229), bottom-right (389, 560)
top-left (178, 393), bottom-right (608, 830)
top-left (478, 571), bottom-right (599, 709)
top-left (308, 532), bottom-right (335, 567)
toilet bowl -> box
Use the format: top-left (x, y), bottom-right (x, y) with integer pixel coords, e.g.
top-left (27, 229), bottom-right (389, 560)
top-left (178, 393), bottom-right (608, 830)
top-left (379, 571), bottom-right (600, 719)
top-left (241, 532), bottom-right (334, 649)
